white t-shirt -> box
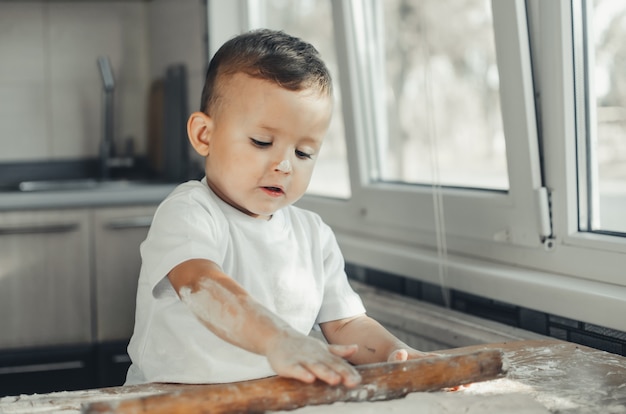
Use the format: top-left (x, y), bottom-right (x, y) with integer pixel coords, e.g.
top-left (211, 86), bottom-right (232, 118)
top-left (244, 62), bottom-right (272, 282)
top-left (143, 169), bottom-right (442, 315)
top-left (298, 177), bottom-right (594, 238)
top-left (125, 179), bottom-right (365, 385)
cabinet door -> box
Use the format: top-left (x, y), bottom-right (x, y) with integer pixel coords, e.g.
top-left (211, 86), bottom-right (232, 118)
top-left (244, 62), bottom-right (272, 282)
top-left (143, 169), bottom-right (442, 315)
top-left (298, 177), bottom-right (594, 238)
top-left (0, 345), bottom-right (96, 397)
top-left (0, 210), bottom-right (92, 349)
top-left (93, 206), bottom-right (156, 342)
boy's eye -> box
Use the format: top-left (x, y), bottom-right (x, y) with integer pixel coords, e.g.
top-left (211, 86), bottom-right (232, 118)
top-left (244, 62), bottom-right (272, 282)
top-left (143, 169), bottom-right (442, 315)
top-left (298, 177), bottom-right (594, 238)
top-left (295, 149), bottom-right (313, 160)
top-left (250, 138), bottom-right (271, 148)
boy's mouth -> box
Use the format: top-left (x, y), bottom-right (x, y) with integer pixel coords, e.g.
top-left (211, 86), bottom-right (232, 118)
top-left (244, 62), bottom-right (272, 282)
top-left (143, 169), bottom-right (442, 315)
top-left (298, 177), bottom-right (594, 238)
top-left (262, 186), bottom-right (284, 196)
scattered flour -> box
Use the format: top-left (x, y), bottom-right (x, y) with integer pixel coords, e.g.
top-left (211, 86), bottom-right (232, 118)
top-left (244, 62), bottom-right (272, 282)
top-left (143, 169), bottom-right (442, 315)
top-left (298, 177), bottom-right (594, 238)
top-left (1, 344), bottom-right (624, 413)
top-left (0, 386), bottom-right (166, 414)
top-left (269, 392), bottom-right (550, 414)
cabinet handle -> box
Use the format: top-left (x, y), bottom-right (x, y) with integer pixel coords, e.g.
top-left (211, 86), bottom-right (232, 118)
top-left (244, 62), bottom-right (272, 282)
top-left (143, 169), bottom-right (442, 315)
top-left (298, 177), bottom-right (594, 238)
top-left (105, 216), bottom-right (153, 230)
top-left (0, 223), bottom-right (79, 235)
top-left (0, 360), bottom-right (84, 375)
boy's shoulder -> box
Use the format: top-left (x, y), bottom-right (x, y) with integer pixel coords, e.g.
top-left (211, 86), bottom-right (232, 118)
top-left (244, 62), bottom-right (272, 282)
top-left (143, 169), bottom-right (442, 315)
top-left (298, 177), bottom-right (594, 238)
top-left (161, 180), bottom-right (216, 207)
top-left (155, 179), bottom-right (226, 220)
top-left (167, 179), bottom-right (210, 199)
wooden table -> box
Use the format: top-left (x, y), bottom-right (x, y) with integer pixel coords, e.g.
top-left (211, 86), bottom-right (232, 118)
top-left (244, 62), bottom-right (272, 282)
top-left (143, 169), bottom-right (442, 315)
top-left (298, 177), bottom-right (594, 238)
top-left (0, 340), bottom-right (624, 413)
top-left (446, 339), bottom-right (626, 413)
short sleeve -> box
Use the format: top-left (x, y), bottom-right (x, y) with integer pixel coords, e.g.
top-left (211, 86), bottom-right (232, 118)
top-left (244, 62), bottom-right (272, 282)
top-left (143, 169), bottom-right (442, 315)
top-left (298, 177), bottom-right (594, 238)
top-left (140, 184), bottom-right (228, 291)
top-left (315, 221), bottom-right (366, 324)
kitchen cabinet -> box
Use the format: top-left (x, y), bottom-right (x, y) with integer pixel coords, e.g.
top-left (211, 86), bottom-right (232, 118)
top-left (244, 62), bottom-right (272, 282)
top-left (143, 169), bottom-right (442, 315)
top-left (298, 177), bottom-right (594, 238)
top-left (0, 344), bottom-right (96, 397)
top-left (93, 206), bottom-right (155, 342)
top-left (0, 209), bottom-right (95, 395)
top-left (93, 206), bottom-right (156, 387)
top-left (0, 204), bottom-right (158, 395)
top-left (0, 209), bottom-right (92, 349)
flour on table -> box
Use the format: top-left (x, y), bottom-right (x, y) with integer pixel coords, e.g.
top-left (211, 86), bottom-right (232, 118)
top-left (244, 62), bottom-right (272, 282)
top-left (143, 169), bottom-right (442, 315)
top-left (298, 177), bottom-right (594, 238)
top-left (0, 386), bottom-right (167, 414)
top-left (270, 392), bottom-right (549, 413)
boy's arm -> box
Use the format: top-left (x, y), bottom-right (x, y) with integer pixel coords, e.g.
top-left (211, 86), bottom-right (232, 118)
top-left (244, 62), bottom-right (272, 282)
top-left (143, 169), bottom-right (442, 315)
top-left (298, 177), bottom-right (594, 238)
top-left (168, 258), bottom-right (361, 386)
top-left (320, 315), bottom-right (434, 365)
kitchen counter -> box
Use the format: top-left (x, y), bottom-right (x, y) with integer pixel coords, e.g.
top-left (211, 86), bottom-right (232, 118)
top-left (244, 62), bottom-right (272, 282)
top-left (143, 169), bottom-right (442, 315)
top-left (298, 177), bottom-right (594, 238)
top-left (0, 339), bottom-right (624, 413)
top-left (0, 182), bottom-right (178, 211)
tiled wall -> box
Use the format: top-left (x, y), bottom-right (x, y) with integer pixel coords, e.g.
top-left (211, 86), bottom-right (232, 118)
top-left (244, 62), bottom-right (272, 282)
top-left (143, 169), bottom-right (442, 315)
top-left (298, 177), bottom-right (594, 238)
top-left (0, 0), bottom-right (206, 163)
top-left (346, 263), bottom-right (626, 357)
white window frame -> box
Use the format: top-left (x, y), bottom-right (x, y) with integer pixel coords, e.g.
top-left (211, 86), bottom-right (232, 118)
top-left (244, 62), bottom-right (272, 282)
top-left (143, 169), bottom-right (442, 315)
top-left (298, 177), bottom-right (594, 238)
top-left (531, 0), bottom-right (626, 276)
top-left (296, 0), bottom-right (548, 250)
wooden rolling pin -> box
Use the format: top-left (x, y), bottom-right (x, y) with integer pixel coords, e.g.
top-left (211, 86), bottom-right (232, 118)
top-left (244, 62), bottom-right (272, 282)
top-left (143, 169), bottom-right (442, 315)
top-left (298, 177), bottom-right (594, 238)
top-left (85, 349), bottom-right (504, 414)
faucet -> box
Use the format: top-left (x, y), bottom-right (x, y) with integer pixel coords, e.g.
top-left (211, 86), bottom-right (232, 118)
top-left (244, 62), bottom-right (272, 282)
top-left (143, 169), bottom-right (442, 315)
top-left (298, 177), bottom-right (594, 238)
top-left (97, 56), bottom-right (134, 179)
top-left (97, 56), bottom-right (115, 180)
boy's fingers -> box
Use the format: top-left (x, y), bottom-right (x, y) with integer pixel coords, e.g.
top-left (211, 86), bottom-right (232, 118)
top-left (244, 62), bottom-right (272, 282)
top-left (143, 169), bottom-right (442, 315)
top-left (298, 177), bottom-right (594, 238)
top-left (269, 338), bottom-right (361, 387)
top-left (329, 357), bottom-right (362, 387)
top-left (387, 348), bottom-right (409, 362)
top-left (334, 370), bottom-right (361, 388)
top-left (319, 362), bottom-right (361, 387)
top-left (302, 361), bottom-right (343, 386)
top-left (326, 344), bottom-right (362, 386)
top-left (278, 363), bottom-right (316, 384)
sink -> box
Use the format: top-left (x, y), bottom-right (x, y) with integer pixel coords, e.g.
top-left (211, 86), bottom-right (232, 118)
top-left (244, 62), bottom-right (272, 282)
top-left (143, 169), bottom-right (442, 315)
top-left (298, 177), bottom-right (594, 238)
top-left (18, 178), bottom-right (99, 192)
top-left (16, 178), bottom-right (163, 192)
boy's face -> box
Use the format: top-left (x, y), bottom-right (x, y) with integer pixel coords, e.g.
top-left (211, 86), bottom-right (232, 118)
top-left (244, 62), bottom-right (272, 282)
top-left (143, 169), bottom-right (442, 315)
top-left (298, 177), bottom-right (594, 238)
top-left (202, 73), bottom-right (333, 220)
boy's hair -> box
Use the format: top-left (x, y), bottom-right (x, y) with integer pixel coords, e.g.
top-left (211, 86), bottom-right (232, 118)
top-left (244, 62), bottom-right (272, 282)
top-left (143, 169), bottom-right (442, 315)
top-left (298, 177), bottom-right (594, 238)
top-left (200, 29), bottom-right (332, 115)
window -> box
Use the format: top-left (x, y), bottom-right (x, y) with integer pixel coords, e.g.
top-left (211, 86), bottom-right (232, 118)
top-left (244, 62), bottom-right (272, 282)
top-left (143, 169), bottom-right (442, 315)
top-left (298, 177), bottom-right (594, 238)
top-left (577, 0), bottom-right (626, 235)
top-left (247, 0), bottom-right (351, 199)
top-left (378, 0), bottom-right (508, 190)
top-left (313, 0), bottom-right (544, 249)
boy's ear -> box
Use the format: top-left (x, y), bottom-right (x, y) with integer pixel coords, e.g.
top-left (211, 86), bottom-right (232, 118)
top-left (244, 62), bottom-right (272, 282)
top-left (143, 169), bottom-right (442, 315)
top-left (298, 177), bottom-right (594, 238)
top-left (187, 112), bottom-right (213, 156)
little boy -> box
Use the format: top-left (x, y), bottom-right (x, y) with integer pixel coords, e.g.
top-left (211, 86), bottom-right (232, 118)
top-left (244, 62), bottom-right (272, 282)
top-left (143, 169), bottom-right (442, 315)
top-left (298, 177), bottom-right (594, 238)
top-left (126, 28), bottom-right (429, 387)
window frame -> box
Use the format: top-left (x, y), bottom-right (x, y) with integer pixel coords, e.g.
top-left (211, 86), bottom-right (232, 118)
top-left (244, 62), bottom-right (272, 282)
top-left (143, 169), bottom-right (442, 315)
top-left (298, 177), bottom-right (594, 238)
top-left (535, 0), bottom-right (626, 266)
top-left (301, 0), bottom-right (548, 248)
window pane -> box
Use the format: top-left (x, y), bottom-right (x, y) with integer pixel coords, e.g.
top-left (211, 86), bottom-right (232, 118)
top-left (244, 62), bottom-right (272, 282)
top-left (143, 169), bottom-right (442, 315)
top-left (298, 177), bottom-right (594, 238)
top-left (255, 0), bottom-right (351, 199)
top-left (378, 0), bottom-right (508, 190)
top-left (588, 0), bottom-right (626, 234)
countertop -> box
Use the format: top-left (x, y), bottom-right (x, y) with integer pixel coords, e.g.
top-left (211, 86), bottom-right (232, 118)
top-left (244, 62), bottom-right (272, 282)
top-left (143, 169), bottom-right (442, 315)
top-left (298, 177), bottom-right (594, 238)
top-left (0, 182), bottom-right (178, 211)
top-left (0, 339), bottom-right (624, 413)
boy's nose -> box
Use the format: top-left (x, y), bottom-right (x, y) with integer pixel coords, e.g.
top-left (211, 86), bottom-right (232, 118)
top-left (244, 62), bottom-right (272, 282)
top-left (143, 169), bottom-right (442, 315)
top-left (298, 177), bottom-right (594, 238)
top-left (275, 159), bottom-right (292, 174)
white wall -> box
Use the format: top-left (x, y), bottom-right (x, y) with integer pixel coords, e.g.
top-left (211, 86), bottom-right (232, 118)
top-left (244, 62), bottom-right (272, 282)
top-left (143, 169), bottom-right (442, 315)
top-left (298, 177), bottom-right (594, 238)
top-left (0, 0), bottom-right (206, 163)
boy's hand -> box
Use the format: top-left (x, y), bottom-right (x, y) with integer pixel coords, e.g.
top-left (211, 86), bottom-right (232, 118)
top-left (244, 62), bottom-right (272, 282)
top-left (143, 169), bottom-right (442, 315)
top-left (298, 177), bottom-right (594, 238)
top-left (387, 348), bottom-right (438, 362)
top-left (266, 332), bottom-right (361, 387)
